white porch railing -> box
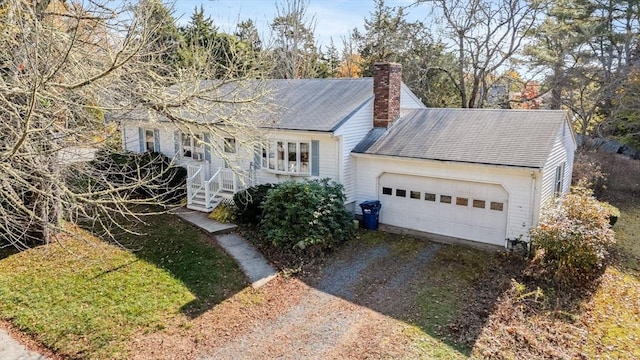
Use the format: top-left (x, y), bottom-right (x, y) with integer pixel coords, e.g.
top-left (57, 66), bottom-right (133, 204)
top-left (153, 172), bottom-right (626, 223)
top-left (186, 165), bottom-right (256, 211)
top-left (187, 165), bottom-right (204, 204)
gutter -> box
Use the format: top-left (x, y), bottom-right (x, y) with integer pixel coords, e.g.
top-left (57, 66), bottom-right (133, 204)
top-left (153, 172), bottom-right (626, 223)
top-left (351, 152), bottom-right (543, 172)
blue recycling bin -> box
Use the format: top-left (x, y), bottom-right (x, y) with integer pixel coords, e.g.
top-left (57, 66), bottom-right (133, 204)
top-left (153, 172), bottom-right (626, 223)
top-left (360, 200), bottom-right (381, 230)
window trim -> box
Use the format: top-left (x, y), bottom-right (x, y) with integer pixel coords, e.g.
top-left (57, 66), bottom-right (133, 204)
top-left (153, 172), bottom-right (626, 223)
top-left (144, 129), bottom-right (156, 152)
top-left (223, 137), bottom-right (236, 154)
top-left (554, 162), bottom-right (565, 195)
top-left (180, 132), bottom-right (205, 160)
top-left (261, 140), bottom-right (311, 175)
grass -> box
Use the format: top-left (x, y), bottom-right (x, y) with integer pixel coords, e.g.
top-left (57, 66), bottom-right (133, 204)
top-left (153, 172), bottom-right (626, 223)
top-left (407, 244), bottom-right (494, 358)
top-left (582, 206), bottom-right (640, 358)
top-left (611, 207), bottom-right (640, 273)
top-left (0, 214), bottom-right (246, 359)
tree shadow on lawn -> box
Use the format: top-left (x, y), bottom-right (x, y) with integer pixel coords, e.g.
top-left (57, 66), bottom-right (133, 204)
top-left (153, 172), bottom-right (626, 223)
top-left (298, 231), bottom-right (600, 358)
top-left (112, 214), bottom-right (248, 319)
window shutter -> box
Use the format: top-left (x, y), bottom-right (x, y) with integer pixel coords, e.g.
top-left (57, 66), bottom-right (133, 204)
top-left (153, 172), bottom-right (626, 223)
top-left (204, 133), bottom-right (211, 162)
top-left (153, 129), bottom-right (160, 152)
top-left (138, 127), bottom-right (144, 153)
top-left (311, 140), bottom-right (319, 176)
top-left (173, 130), bottom-right (180, 158)
top-left (254, 145), bottom-right (261, 169)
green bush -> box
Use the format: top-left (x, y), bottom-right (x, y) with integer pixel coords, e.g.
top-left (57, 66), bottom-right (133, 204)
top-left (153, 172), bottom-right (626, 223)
top-left (530, 185), bottom-right (615, 284)
top-left (91, 150), bottom-right (187, 204)
top-left (260, 179), bottom-right (354, 251)
top-left (233, 183), bottom-right (278, 224)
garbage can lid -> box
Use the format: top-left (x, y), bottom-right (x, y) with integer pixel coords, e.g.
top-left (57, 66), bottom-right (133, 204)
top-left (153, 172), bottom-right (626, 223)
top-left (360, 200), bottom-right (381, 208)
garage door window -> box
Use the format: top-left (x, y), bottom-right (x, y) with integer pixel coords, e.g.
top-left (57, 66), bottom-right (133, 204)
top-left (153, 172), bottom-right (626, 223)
top-left (410, 191), bottom-right (421, 199)
top-left (382, 187), bottom-right (392, 195)
top-left (473, 199), bottom-right (486, 209)
top-left (440, 195), bottom-right (451, 204)
top-left (456, 197), bottom-right (469, 206)
top-left (396, 189), bottom-right (407, 197)
top-left (490, 202), bottom-right (504, 211)
top-left (424, 193), bottom-right (436, 201)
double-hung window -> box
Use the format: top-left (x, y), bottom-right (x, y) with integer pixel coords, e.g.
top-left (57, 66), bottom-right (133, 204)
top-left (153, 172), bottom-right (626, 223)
top-left (262, 141), bottom-right (310, 175)
top-left (554, 162), bottom-right (565, 195)
top-left (144, 129), bottom-right (156, 152)
top-left (139, 128), bottom-right (159, 153)
top-left (181, 133), bottom-right (204, 160)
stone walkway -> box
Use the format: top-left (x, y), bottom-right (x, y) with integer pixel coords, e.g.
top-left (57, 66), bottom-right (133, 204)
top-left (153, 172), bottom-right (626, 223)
top-left (175, 208), bottom-right (278, 288)
top-left (0, 331), bottom-right (46, 360)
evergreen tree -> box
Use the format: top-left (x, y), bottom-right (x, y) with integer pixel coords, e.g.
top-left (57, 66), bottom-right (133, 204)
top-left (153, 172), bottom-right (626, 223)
top-left (355, 0), bottom-right (459, 107)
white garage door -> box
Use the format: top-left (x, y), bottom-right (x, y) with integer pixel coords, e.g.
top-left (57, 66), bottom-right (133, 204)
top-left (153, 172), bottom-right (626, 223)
top-left (378, 174), bottom-right (508, 246)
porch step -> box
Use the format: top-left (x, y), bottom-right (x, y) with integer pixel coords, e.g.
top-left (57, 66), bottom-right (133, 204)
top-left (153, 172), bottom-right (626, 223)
top-left (186, 203), bottom-right (213, 212)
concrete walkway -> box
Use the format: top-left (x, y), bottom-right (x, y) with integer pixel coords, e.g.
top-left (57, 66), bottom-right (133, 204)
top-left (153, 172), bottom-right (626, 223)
top-left (175, 208), bottom-right (278, 288)
top-left (0, 330), bottom-right (46, 360)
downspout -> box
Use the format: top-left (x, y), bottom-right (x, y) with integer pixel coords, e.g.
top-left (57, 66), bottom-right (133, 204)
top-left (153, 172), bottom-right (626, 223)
top-left (120, 121), bottom-right (126, 151)
top-left (331, 134), bottom-right (342, 183)
top-left (527, 170), bottom-right (538, 253)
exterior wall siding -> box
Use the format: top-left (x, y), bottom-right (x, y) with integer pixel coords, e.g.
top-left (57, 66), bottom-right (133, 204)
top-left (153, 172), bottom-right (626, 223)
top-left (355, 155), bottom-right (537, 241)
top-left (400, 85), bottom-right (426, 109)
top-left (334, 99), bottom-right (374, 205)
top-left (539, 120), bottom-right (576, 209)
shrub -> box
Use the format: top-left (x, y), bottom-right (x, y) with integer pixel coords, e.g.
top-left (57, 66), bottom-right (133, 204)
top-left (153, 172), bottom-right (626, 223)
top-left (530, 184), bottom-right (615, 284)
top-left (571, 150), bottom-right (607, 196)
top-left (208, 203), bottom-right (236, 223)
top-left (260, 179), bottom-right (354, 251)
top-left (91, 150), bottom-right (186, 204)
top-left (233, 183), bottom-right (278, 224)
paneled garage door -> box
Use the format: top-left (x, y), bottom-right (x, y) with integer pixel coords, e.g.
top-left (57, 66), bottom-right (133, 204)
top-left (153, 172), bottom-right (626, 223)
top-left (379, 174), bottom-right (508, 246)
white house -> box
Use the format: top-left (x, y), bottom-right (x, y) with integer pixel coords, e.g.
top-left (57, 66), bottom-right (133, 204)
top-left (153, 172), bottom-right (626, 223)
top-left (121, 63), bottom-right (576, 248)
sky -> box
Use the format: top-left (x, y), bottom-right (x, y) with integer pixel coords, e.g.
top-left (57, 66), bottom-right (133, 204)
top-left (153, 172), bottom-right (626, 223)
top-left (171, 0), bottom-right (424, 51)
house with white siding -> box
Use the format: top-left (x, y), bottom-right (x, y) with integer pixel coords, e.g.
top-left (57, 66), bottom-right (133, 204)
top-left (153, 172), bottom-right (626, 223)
top-left (121, 62), bottom-right (576, 248)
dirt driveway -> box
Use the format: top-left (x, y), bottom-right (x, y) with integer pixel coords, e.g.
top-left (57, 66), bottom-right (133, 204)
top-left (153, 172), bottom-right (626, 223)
top-left (129, 234), bottom-right (482, 359)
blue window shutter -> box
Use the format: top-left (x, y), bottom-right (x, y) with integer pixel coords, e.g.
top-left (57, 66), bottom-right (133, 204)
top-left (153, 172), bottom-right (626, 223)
top-left (204, 133), bottom-right (211, 162)
top-left (173, 131), bottom-right (180, 157)
top-left (254, 145), bottom-right (261, 169)
top-left (311, 140), bottom-right (319, 176)
top-left (138, 127), bottom-right (144, 153)
top-left (153, 129), bottom-right (160, 152)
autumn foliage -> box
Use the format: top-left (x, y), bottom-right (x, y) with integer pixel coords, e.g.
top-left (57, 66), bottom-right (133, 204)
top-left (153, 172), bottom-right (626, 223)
top-left (530, 183), bottom-right (615, 284)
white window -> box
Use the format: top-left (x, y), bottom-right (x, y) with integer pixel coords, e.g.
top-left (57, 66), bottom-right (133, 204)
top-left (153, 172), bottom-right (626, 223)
top-left (261, 140), bottom-right (310, 175)
top-left (181, 133), bottom-right (204, 160)
top-left (554, 162), bottom-right (565, 195)
top-left (144, 129), bottom-right (155, 152)
top-left (224, 137), bottom-right (236, 153)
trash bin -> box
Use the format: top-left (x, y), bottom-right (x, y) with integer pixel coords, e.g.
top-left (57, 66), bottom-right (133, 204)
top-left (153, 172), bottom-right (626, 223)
top-left (360, 200), bottom-right (381, 230)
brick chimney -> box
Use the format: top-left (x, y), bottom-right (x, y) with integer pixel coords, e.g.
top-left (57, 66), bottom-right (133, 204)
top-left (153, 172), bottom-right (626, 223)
top-left (373, 62), bottom-right (402, 128)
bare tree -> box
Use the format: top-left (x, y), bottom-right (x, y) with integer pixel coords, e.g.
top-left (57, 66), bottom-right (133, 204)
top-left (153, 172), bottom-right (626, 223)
top-left (268, 0), bottom-right (321, 79)
top-left (0, 0), bottom-right (268, 249)
top-left (417, 0), bottom-right (541, 108)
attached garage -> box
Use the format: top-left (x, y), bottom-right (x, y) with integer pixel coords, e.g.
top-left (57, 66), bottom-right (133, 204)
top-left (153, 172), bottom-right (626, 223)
top-left (378, 174), bottom-right (509, 246)
top-left (353, 107), bottom-right (576, 247)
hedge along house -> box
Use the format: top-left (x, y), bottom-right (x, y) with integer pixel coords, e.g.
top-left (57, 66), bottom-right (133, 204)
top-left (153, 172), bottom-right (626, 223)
top-left (121, 62), bottom-right (576, 248)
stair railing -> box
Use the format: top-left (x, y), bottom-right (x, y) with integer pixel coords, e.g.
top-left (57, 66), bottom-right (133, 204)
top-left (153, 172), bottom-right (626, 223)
top-left (186, 166), bottom-right (204, 205)
top-left (204, 168), bottom-right (222, 208)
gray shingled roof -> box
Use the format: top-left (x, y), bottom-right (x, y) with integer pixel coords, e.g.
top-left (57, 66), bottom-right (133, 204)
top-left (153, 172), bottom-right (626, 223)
top-left (260, 78), bottom-right (373, 131)
top-left (355, 108), bottom-right (568, 168)
top-left (119, 79), bottom-right (374, 132)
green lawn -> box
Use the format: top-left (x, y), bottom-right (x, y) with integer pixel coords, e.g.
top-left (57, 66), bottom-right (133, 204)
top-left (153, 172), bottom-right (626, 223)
top-left (583, 207), bottom-right (640, 358)
top-left (0, 214), bottom-right (246, 359)
top-left (408, 245), bottom-right (494, 359)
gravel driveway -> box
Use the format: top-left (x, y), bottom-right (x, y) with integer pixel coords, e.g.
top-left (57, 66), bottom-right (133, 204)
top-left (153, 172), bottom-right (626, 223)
top-left (197, 239), bottom-right (442, 360)
top-left (127, 235), bottom-right (449, 359)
